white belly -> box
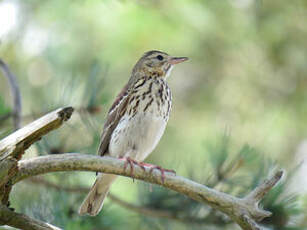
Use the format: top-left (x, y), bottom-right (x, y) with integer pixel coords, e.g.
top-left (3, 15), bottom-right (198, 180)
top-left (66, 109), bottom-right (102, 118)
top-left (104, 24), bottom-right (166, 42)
top-left (109, 113), bottom-right (167, 161)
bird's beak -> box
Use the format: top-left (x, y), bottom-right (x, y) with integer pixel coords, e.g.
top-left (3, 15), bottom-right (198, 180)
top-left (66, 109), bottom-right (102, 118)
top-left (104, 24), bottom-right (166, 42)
top-left (169, 57), bottom-right (189, 65)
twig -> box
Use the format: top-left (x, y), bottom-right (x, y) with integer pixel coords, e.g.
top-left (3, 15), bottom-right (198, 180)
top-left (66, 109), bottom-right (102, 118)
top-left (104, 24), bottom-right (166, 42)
top-left (244, 170), bottom-right (283, 204)
top-left (0, 59), bottom-right (22, 130)
top-left (11, 154), bottom-right (283, 230)
top-left (0, 205), bottom-right (61, 230)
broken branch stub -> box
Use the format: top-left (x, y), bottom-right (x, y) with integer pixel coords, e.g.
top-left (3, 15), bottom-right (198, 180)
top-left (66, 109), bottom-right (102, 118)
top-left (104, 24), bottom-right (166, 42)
top-left (0, 107), bottom-right (74, 205)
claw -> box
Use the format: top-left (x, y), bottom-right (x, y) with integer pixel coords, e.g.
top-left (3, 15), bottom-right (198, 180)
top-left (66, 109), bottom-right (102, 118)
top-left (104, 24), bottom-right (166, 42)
top-left (118, 158), bottom-right (175, 184)
top-left (119, 157), bottom-right (140, 181)
top-left (146, 164), bottom-right (176, 184)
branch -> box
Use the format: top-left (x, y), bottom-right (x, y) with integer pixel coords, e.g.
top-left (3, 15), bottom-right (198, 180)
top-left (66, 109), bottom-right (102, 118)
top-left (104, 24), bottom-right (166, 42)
top-left (244, 170), bottom-right (283, 203)
top-left (0, 205), bottom-right (61, 230)
top-left (0, 59), bottom-right (22, 130)
top-left (0, 107), bottom-right (74, 161)
top-left (12, 153), bottom-right (283, 230)
top-left (0, 107), bottom-right (74, 229)
top-left (0, 107), bottom-right (74, 207)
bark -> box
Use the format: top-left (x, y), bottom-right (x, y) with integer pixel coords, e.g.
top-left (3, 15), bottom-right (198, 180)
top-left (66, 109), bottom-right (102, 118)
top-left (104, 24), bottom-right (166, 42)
top-left (0, 205), bottom-right (61, 230)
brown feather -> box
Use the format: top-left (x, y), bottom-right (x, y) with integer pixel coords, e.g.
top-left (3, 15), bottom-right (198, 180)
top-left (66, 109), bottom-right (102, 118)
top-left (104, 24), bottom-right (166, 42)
top-left (98, 83), bottom-right (130, 156)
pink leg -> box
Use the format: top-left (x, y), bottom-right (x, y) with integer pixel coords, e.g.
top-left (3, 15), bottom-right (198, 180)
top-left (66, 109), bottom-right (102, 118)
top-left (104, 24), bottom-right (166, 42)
top-left (119, 157), bottom-right (145, 179)
top-left (118, 158), bottom-right (175, 183)
top-left (138, 162), bottom-right (176, 183)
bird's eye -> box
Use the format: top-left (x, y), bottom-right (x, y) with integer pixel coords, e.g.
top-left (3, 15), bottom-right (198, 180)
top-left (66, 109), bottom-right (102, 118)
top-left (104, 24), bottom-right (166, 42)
top-left (156, 55), bottom-right (164, 61)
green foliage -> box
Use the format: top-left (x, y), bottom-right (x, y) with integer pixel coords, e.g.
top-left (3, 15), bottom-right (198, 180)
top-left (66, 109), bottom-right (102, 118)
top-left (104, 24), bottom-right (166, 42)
top-left (0, 97), bottom-right (10, 115)
top-left (0, 96), bottom-right (12, 138)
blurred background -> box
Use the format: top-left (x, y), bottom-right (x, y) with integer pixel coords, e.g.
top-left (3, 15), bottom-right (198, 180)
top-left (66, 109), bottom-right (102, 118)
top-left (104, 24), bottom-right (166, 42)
top-left (0, 0), bottom-right (306, 229)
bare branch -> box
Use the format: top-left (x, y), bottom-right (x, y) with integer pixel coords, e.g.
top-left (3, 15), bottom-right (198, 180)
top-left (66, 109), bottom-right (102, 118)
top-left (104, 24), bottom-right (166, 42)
top-left (0, 205), bottom-right (61, 230)
top-left (0, 59), bottom-right (22, 130)
top-left (244, 170), bottom-right (283, 203)
top-left (11, 153), bottom-right (282, 230)
top-left (0, 107), bottom-right (74, 206)
top-left (240, 214), bottom-right (261, 230)
top-left (0, 106), bottom-right (74, 161)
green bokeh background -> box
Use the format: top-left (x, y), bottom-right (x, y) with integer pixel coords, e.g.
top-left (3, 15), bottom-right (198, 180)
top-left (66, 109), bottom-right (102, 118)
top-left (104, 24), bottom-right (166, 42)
top-left (0, 0), bottom-right (306, 229)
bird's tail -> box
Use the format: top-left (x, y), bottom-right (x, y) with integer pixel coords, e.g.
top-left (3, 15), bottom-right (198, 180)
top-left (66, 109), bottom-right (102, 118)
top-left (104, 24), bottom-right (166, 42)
top-left (78, 173), bottom-right (117, 216)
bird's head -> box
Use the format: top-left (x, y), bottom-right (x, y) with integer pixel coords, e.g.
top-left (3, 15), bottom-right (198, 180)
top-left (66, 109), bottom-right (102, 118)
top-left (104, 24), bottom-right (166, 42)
top-left (132, 50), bottom-right (188, 79)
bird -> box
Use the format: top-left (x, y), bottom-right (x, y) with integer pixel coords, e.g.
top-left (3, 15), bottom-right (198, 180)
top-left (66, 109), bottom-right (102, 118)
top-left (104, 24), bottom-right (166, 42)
top-left (79, 50), bottom-right (188, 216)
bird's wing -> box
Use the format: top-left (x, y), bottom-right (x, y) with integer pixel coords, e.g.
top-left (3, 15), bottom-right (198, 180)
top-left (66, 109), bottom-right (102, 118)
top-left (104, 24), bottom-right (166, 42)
top-left (98, 83), bottom-right (130, 156)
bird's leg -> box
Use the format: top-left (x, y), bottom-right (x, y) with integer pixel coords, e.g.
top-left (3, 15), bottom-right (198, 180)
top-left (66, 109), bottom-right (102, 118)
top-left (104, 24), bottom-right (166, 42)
top-left (118, 158), bottom-right (175, 183)
top-left (118, 157), bottom-right (145, 181)
top-left (138, 162), bottom-right (176, 183)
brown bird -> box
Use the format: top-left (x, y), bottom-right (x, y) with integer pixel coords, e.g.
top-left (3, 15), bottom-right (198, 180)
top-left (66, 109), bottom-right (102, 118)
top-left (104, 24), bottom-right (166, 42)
top-left (79, 50), bottom-right (188, 216)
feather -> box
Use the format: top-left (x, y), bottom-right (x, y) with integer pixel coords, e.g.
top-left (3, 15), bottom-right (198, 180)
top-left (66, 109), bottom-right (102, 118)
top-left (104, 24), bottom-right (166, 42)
top-left (98, 83), bottom-right (131, 156)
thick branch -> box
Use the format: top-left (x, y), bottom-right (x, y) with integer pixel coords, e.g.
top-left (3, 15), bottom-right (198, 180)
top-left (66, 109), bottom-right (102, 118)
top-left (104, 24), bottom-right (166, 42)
top-left (0, 107), bottom-right (74, 161)
top-left (12, 153), bottom-right (283, 230)
top-left (0, 205), bottom-right (61, 230)
top-left (0, 107), bottom-right (74, 206)
top-left (0, 59), bottom-right (22, 130)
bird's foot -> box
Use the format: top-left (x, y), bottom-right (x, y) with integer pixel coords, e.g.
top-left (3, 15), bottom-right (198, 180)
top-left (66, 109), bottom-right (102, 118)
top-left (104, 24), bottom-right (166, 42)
top-left (118, 158), bottom-right (175, 183)
top-left (138, 162), bottom-right (176, 183)
top-left (119, 157), bottom-right (144, 181)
